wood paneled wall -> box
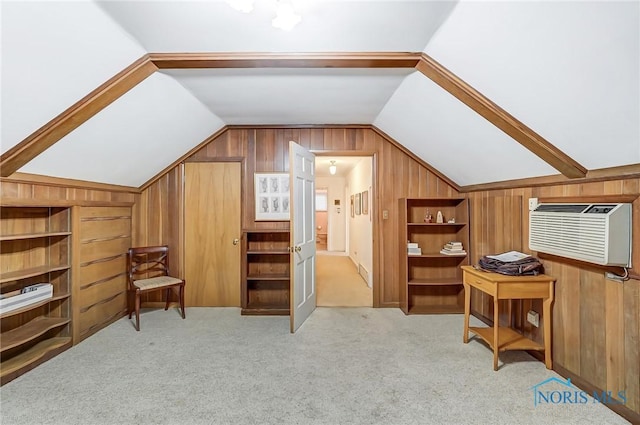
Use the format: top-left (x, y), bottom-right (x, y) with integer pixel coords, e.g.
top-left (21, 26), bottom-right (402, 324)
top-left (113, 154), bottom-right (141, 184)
top-left (467, 178), bottom-right (640, 420)
top-left (134, 127), bottom-right (458, 307)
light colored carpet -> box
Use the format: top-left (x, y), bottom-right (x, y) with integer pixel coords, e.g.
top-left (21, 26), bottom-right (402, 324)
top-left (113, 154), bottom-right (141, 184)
top-left (0, 308), bottom-right (629, 425)
top-left (317, 254), bottom-right (372, 307)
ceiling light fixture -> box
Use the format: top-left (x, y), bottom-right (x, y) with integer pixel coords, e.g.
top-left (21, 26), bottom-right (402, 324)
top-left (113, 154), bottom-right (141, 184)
top-left (272, 1), bottom-right (302, 31)
top-left (226, 0), bottom-right (254, 13)
top-left (329, 161), bottom-right (337, 175)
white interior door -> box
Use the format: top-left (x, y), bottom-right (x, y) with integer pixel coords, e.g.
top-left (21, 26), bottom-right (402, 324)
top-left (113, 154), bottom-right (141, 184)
top-left (289, 141), bottom-right (316, 333)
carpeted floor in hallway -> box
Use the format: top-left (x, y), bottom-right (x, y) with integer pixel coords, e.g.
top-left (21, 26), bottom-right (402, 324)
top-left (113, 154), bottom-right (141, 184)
top-left (316, 253), bottom-right (372, 307)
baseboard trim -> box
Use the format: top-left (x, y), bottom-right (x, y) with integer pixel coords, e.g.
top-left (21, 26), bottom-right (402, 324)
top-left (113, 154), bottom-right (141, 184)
top-left (552, 364), bottom-right (640, 424)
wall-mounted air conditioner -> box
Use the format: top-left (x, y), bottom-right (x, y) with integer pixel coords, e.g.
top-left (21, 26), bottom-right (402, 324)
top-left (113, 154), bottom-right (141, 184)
top-left (529, 203), bottom-right (632, 267)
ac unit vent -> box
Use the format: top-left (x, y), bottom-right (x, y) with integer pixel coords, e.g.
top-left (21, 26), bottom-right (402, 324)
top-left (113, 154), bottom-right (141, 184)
top-left (529, 203), bottom-right (632, 267)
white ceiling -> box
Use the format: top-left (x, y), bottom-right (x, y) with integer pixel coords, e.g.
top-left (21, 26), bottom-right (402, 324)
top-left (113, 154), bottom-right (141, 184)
top-left (2, 0), bottom-right (639, 188)
top-left (316, 156), bottom-right (365, 178)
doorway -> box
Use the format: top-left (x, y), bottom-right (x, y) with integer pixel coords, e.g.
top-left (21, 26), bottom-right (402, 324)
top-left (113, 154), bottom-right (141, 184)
top-left (314, 156), bottom-right (373, 307)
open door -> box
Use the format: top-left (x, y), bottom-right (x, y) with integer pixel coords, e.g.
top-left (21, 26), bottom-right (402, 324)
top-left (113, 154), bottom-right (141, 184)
top-left (289, 141), bottom-right (316, 333)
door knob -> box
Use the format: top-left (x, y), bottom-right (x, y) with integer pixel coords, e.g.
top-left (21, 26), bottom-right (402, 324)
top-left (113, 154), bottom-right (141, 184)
top-left (233, 238), bottom-right (239, 245)
top-left (294, 246), bottom-right (301, 252)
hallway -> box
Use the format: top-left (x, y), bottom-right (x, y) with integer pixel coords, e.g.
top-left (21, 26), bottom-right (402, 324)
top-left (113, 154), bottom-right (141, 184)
top-left (316, 253), bottom-right (372, 307)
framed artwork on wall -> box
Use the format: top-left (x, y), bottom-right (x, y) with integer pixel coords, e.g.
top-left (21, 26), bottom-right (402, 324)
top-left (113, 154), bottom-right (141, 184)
top-left (350, 195), bottom-right (355, 218)
top-left (355, 193), bottom-right (361, 215)
top-left (254, 173), bottom-right (290, 221)
top-left (361, 190), bottom-right (369, 215)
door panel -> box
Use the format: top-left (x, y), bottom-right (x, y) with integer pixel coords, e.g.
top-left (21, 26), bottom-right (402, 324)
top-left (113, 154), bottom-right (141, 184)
top-left (290, 141), bottom-right (316, 332)
top-left (185, 162), bottom-right (241, 307)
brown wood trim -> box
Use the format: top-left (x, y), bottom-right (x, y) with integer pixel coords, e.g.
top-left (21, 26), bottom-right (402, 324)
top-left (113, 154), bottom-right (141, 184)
top-left (150, 52), bottom-right (422, 69)
top-left (312, 150), bottom-right (377, 157)
top-left (138, 126), bottom-right (229, 190)
top-left (630, 272), bottom-right (640, 281)
top-left (459, 163), bottom-right (640, 192)
top-left (0, 198), bottom-right (135, 208)
top-left (537, 252), bottom-right (631, 278)
top-left (1, 172), bottom-right (140, 194)
top-left (538, 195), bottom-right (639, 204)
top-left (371, 125), bottom-right (461, 191)
top-left (184, 157), bottom-right (245, 163)
top-left (228, 124), bottom-right (372, 129)
top-left (554, 363), bottom-right (640, 425)
top-left (79, 309), bottom-right (127, 339)
top-left (416, 54), bottom-right (587, 179)
top-left (1, 56), bottom-right (157, 177)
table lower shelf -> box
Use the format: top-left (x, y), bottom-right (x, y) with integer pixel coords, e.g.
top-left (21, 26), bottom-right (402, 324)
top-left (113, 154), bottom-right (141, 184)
top-left (469, 326), bottom-right (544, 352)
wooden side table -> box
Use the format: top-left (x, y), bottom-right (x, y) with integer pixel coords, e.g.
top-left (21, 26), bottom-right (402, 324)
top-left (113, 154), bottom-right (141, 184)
top-left (461, 265), bottom-right (555, 371)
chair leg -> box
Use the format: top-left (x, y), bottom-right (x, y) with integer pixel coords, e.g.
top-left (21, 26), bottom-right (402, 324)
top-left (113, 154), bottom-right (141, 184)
top-left (128, 290), bottom-right (133, 319)
top-left (134, 293), bottom-right (141, 331)
top-left (164, 288), bottom-right (171, 311)
top-left (179, 283), bottom-right (186, 319)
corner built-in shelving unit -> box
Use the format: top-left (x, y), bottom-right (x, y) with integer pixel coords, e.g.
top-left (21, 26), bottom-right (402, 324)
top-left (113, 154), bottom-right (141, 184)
top-left (399, 198), bottom-right (470, 314)
top-left (0, 206), bottom-right (72, 385)
top-left (241, 230), bottom-right (290, 315)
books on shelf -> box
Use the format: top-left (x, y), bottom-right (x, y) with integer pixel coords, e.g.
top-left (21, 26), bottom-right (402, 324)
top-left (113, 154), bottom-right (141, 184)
top-left (407, 241), bottom-right (422, 256)
top-left (0, 283), bottom-right (53, 314)
top-left (440, 241), bottom-right (466, 256)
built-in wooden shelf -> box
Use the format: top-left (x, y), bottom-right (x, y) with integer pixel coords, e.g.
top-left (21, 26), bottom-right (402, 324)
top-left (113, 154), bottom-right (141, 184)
top-left (0, 231), bottom-right (72, 241)
top-left (408, 278), bottom-right (463, 286)
top-left (242, 230), bottom-right (291, 316)
top-left (0, 292), bottom-right (70, 319)
top-left (246, 274), bottom-right (290, 281)
top-left (0, 337), bottom-right (72, 381)
top-left (0, 265), bottom-right (70, 284)
top-left (0, 317), bottom-right (71, 352)
top-left (1, 206), bottom-right (72, 385)
top-left (400, 197), bottom-right (470, 315)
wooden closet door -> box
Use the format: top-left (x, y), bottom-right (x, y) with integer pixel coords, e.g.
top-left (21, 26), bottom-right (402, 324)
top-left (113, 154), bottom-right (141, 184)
top-left (184, 162), bottom-right (241, 306)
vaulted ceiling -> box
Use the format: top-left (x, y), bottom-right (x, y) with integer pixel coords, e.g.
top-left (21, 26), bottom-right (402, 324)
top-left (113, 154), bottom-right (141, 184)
top-left (1, 0), bottom-right (638, 188)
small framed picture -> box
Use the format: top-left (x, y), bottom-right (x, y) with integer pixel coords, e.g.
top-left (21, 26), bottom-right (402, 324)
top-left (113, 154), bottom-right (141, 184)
top-left (361, 190), bottom-right (369, 215)
top-left (255, 173), bottom-right (290, 221)
top-left (350, 195), bottom-right (355, 218)
top-left (355, 193), bottom-right (361, 215)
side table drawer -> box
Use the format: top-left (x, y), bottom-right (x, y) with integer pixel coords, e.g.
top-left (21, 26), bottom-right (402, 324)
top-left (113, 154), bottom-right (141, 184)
top-left (463, 272), bottom-right (495, 295)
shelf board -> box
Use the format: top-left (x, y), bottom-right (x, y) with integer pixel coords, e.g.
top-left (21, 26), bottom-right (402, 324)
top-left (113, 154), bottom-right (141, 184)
top-left (0, 231), bottom-right (71, 242)
top-left (0, 292), bottom-right (71, 319)
top-left (247, 250), bottom-right (290, 255)
top-left (246, 274), bottom-right (290, 281)
top-left (0, 264), bottom-right (71, 284)
top-left (0, 317), bottom-right (71, 353)
top-left (241, 308), bottom-right (289, 316)
top-left (407, 305), bottom-right (464, 314)
top-left (469, 326), bottom-right (544, 351)
top-left (408, 278), bottom-right (463, 286)
top-left (407, 223), bottom-right (467, 227)
top-left (408, 253), bottom-right (467, 258)
top-left (0, 337), bottom-right (72, 379)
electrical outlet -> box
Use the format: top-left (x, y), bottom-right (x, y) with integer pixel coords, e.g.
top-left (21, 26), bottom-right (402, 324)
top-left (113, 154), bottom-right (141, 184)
top-left (527, 310), bottom-right (540, 327)
top-left (528, 198), bottom-right (539, 211)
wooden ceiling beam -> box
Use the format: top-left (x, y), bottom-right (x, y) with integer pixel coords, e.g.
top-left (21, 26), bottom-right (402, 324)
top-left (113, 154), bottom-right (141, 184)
top-left (416, 53), bottom-right (587, 179)
top-left (149, 52), bottom-right (422, 69)
top-left (0, 55), bottom-right (157, 177)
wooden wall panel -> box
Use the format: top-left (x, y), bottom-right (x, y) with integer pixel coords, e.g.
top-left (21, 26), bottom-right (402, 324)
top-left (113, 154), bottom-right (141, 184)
top-left (134, 127), bottom-right (459, 307)
top-left (467, 177), bottom-right (640, 420)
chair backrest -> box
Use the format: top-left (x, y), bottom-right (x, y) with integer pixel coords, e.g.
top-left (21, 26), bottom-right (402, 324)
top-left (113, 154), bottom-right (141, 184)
top-left (127, 246), bottom-right (172, 287)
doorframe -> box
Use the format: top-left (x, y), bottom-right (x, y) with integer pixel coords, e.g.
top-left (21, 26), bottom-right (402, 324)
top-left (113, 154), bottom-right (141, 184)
top-left (312, 150), bottom-right (380, 307)
top-left (181, 157), bottom-right (245, 282)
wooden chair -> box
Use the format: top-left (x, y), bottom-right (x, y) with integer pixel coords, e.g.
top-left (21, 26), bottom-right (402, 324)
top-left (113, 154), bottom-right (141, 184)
top-left (126, 245), bottom-right (186, 331)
